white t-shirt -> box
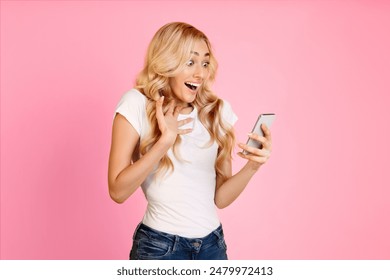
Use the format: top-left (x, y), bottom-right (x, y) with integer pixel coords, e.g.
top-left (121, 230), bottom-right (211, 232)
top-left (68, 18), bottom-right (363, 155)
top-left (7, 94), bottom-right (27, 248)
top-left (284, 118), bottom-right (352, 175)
top-left (114, 89), bottom-right (238, 238)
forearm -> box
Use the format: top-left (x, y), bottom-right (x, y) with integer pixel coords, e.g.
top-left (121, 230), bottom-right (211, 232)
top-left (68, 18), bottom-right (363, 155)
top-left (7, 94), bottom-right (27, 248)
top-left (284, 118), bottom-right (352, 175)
top-left (214, 161), bottom-right (261, 209)
top-left (109, 136), bottom-right (172, 203)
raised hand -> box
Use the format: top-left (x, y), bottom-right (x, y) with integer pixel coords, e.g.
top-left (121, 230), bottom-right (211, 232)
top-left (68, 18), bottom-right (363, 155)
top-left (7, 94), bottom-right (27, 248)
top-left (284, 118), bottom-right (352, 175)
top-left (155, 96), bottom-right (193, 146)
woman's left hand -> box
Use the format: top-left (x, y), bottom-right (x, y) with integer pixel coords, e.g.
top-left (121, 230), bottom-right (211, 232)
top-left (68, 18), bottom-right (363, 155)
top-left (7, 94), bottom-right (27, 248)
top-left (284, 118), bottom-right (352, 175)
top-left (237, 123), bottom-right (272, 170)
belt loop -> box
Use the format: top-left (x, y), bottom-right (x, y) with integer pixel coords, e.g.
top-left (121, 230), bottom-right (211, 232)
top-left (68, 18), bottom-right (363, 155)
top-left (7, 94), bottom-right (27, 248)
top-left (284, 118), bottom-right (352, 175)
top-left (213, 224), bottom-right (223, 240)
top-left (172, 235), bottom-right (179, 252)
top-left (132, 222), bottom-right (142, 240)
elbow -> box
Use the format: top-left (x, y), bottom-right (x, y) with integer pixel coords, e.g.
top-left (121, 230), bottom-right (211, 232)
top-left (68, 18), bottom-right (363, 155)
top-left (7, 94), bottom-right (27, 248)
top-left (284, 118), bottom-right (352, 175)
top-left (216, 204), bottom-right (227, 210)
top-left (214, 198), bottom-right (229, 209)
top-left (108, 183), bottom-right (127, 204)
top-left (109, 191), bottom-right (126, 204)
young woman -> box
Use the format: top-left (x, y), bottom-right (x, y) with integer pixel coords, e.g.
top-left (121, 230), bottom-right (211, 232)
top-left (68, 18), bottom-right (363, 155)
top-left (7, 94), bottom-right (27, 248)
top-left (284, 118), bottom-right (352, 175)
top-left (108, 22), bottom-right (272, 260)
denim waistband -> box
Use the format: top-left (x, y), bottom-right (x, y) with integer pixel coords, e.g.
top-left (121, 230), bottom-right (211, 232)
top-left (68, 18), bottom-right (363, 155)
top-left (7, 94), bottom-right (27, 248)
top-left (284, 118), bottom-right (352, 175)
top-left (133, 223), bottom-right (225, 250)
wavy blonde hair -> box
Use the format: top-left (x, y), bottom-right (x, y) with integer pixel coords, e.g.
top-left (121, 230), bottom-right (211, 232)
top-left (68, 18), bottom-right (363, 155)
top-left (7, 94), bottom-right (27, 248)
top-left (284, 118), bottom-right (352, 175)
top-left (135, 22), bottom-right (235, 181)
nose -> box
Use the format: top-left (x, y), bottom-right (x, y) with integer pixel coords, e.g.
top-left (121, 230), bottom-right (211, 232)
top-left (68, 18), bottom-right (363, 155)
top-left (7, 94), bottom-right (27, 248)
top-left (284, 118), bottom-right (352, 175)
top-left (193, 64), bottom-right (205, 80)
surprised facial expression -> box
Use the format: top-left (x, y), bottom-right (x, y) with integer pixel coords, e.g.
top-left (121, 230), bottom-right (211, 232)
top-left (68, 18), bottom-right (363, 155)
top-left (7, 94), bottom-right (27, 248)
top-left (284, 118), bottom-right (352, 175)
top-left (169, 40), bottom-right (211, 107)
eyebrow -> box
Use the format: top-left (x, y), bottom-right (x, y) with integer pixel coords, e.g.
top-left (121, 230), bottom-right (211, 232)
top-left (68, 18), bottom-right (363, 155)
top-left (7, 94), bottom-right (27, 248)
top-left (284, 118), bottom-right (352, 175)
top-left (191, 51), bottom-right (210, 57)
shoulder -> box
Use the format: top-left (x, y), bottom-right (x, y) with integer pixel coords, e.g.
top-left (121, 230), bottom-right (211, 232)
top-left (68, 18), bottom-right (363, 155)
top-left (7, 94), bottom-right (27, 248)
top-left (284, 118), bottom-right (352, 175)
top-left (114, 88), bottom-right (148, 136)
top-left (115, 88), bottom-right (147, 116)
top-left (221, 99), bottom-right (233, 112)
top-left (220, 99), bottom-right (238, 126)
top-left (119, 88), bottom-right (147, 105)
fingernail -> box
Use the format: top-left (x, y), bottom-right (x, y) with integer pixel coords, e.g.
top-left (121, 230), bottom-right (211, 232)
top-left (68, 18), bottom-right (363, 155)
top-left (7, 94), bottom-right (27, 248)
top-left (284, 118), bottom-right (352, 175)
top-left (247, 132), bottom-right (253, 136)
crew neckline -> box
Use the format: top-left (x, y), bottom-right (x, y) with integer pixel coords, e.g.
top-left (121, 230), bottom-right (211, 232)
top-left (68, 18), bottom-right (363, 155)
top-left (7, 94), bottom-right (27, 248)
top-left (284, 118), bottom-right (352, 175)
top-left (179, 105), bottom-right (197, 116)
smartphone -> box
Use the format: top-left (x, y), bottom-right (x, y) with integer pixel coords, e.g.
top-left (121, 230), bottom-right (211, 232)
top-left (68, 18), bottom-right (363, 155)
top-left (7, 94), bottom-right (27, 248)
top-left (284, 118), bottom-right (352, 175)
top-left (243, 113), bottom-right (275, 155)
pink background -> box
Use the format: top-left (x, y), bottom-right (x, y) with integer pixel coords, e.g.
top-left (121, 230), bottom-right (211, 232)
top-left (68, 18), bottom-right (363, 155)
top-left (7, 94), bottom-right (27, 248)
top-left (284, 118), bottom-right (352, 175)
top-left (1, 1), bottom-right (390, 260)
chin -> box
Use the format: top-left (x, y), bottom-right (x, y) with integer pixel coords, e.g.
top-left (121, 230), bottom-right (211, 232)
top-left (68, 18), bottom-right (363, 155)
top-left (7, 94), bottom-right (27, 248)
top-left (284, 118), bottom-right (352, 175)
top-left (186, 95), bottom-right (197, 104)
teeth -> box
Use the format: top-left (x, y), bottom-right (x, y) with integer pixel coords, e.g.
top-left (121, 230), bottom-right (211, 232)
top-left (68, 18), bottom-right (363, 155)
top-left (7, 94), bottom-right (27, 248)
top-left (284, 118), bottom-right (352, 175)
top-left (185, 82), bottom-right (200, 91)
top-left (187, 82), bottom-right (200, 87)
top-left (186, 82), bottom-right (200, 87)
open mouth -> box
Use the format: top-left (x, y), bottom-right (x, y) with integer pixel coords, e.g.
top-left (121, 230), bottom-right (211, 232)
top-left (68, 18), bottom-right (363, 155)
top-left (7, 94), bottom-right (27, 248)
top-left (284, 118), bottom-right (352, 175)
top-left (184, 82), bottom-right (200, 91)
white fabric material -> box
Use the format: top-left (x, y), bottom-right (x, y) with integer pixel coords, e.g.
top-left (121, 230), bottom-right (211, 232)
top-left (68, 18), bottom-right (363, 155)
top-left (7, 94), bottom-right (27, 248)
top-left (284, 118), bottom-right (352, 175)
top-left (114, 89), bottom-right (238, 238)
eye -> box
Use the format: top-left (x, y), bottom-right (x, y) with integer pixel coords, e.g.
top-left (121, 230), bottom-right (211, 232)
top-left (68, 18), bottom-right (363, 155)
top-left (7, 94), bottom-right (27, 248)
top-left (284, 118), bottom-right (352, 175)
top-left (202, 62), bottom-right (210, 68)
top-left (186, 60), bottom-right (194, 66)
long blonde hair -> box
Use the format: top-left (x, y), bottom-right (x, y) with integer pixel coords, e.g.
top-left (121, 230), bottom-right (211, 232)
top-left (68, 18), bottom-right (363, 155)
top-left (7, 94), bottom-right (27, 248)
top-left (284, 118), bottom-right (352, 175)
top-left (135, 22), bottom-right (235, 181)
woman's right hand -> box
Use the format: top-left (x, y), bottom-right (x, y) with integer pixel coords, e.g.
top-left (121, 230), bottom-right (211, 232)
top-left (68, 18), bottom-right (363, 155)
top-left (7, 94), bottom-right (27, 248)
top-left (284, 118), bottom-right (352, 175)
top-left (155, 96), bottom-right (193, 146)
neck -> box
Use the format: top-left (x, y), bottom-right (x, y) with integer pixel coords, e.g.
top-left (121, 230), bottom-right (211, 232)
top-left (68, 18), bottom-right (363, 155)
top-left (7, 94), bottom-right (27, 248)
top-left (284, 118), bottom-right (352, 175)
top-left (180, 104), bottom-right (194, 115)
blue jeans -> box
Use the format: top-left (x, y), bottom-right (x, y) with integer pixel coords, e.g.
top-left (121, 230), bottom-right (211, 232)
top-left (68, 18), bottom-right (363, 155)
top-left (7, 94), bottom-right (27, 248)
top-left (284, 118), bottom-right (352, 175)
top-left (129, 223), bottom-right (228, 260)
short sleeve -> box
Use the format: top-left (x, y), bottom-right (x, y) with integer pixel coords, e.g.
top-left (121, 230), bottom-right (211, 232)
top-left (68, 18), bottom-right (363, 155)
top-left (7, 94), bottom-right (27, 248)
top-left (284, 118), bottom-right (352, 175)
top-left (114, 89), bottom-right (147, 136)
top-left (221, 99), bottom-right (238, 127)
